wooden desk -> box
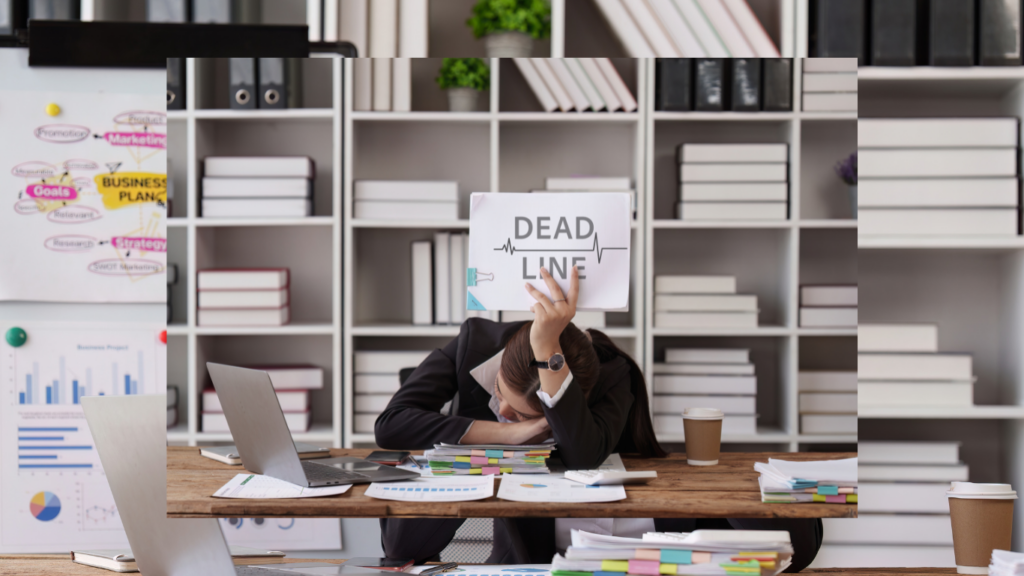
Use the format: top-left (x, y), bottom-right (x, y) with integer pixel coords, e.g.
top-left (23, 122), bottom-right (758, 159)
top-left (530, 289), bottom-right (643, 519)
top-left (0, 554), bottom-right (344, 575)
top-left (167, 448), bottom-right (857, 519)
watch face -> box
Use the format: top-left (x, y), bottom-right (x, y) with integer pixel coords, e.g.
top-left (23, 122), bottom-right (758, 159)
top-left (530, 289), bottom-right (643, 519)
top-left (548, 353), bottom-right (566, 372)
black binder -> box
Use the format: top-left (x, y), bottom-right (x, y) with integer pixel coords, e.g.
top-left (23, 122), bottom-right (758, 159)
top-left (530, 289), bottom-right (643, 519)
top-left (731, 58), bottom-right (761, 112)
top-left (258, 58), bottom-right (286, 109)
top-left (694, 59), bottom-right (727, 112)
top-left (761, 59), bottom-right (792, 112)
top-left (871, 0), bottom-right (917, 65)
top-left (655, 59), bottom-right (692, 111)
top-left (929, 0), bottom-right (975, 66)
top-left (229, 57), bottom-right (257, 109)
top-left (979, 0), bottom-right (1022, 66)
top-left (812, 0), bottom-right (866, 64)
top-left (167, 57), bottom-right (185, 110)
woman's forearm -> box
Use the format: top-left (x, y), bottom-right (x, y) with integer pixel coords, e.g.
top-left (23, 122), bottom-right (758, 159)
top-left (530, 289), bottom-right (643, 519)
top-left (461, 418), bottom-right (551, 445)
top-left (460, 420), bottom-right (509, 444)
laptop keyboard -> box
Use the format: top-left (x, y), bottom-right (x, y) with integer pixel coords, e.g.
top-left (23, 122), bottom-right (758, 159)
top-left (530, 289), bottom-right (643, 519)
top-left (235, 567), bottom-right (290, 575)
top-left (301, 460), bottom-right (370, 485)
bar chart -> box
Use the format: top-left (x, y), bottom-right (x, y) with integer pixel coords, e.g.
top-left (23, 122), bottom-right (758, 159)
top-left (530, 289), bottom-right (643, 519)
top-left (17, 350), bottom-right (147, 405)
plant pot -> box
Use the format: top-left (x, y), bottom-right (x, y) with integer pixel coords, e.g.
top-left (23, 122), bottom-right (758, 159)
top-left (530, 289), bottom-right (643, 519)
top-left (448, 87), bottom-right (479, 112)
top-left (848, 184), bottom-right (858, 219)
top-left (485, 31), bottom-right (533, 57)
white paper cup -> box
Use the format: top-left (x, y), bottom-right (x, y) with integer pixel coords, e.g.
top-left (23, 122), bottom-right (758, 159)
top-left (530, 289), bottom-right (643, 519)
top-left (947, 482), bottom-right (1016, 574)
top-left (682, 408), bottom-right (724, 466)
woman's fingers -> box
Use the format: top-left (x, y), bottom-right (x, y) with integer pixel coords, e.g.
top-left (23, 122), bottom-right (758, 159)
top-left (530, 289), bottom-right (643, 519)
top-left (539, 266), bottom-right (566, 304)
top-left (567, 266), bottom-right (580, 309)
top-left (525, 279), bottom-right (554, 312)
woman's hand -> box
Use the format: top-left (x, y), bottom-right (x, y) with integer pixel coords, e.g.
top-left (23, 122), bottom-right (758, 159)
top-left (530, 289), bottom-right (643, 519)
top-left (525, 266), bottom-right (580, 360)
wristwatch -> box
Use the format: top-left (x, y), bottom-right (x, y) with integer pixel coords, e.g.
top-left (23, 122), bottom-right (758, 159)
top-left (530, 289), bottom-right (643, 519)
top-left (530, 352), bottom-right (566, 372)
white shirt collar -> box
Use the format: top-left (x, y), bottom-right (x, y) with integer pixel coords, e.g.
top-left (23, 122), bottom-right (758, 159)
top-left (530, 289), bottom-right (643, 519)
top-left (469, 348), bottom-right (512, 423)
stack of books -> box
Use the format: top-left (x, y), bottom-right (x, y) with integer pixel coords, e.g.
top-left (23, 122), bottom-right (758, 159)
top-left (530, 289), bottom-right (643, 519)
top-left (551, 529), bottom-right (795, 576)
top-left (859, 118), bottom-right (1020, 236)
top-left (799, 285), bottom-right (857, 328)
top-left (654, 275), bottom-right (759, 328)
top-left (424, 443), bottom-right (554, 476)
top-left (410, 232), bottom-right (481, 326)
top-left (678, 144), bottom-right (788, 220)
top-left (354, 181), bottom-right (458, 221)
top-left (818, 442), bottom-right (961, 567)
top-left (353, 351), bottom-right (430, 433)
top-left (197, 269), bottom-right (290, 327)
top-left (858, 324), bottom-right (975, 409)
top-left (756, 457), bottom-right (858, 504)
top-left (167, 385), bottom-right (178, 429)
top-left (797, 371), bottom-right (856, 435)
top-left (535, 176), bottom-right (637, 220)
top-left (590, 0), bottom-right (781, 57)
top-left (201, 366), bottom-right (323, 433)
top-left (652, 348), bottom-right (756, 436)
top-left (802, 59), bottom-right (857, 112)
top-left (500, 310), bottom-right (606, 329)
top-left (656, 58), bottom-right (792, 112)
top-left (201, 157), bottom-right (314, 218)
top-left (513, 58), bottom-right (637, 113)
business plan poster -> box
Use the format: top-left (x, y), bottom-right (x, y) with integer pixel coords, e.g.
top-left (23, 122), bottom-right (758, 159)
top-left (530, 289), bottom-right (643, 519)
top-left (0, 90), bottom-right (166, 302)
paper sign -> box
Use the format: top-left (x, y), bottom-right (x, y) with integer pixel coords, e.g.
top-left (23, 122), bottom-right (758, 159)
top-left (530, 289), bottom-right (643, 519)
top-left (468, 193), bottom-right (631, 311)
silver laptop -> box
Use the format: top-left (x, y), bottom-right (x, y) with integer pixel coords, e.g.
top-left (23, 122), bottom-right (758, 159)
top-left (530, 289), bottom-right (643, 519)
top-left (206, 362), bottom-right (419, 487)
top-left (83, 394), bottom-right (344, 576)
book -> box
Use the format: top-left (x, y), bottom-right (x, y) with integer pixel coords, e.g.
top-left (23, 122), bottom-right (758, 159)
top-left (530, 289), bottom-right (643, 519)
top-left (859, 441), bottom-right (960, 465)
top-left (372, 58), bottom-right (392, 111)
top-left (654, 294), bottom-right (757, 312)
top-left (595, 58), bottom-right (638, 112)
top-left (812, 0), bottom-right (865, 63)
top-left (354, 413), bottom-right (378, 433)
top-left (198, 289), bottom-right (288, 309)
top-left (622, 0), bottom-right (680, 56)
top-left (723, 0), bottom-right (781, 56)
top-left (202, 177), bottom-right (311, 198)
top-left (434, 232), bottom-right (451, 324)
top-left (652, 395), bottom-right (756, 414)
top-left (323, 0), bottom-right (338, 41)
top-left (798, 371), bottom-right (857, 392)
top-left (694, 0), bottom-right (753, 56)
top-left (201, 198), bottom-right (312, 218)
top-left (871, 0), bottom-right (918, 65)
top-left (678, 202), bottom-right (787, 220)
top-left (929, 0), bottom-right (975, 66)
top-left (353, 200), bottom-right (458, 220)
top-left (798, 392), bottom-right (857, 413)
top-left (799, 307), bottom-right (857, 327)
top-left (546, 176), bottom-right (632, 190)
top-left (653, 363), bottom-right (755, 375)
top-left (653, 375), bottom-right (757, 395)
top-left (859, 464), bottom-right (969, 482)
top-left (339, 0), bottom-right (368, 57)
top-left (858, 483), bottom-right (951, 514)
top-left (655, 58), bottom-right (693, 111)
top-left (392, 57), bottom-right (411, 112)
top-left (354, 374), bottom-right (401, 393)
top-left (411, 240), bottom-right (433, 326)
top-left (354, 58), bottom-right (372, 111)
top-left (858, 353), bottom-right (973, 380)
top-left (354, 351), bottom-right (432, 373)
top-left (678, 143), bottom-right (788, 163)
top-left (247, 365), bottom-right (323, 390)
top-left (802, 72), bottom-right (857, 92)
top-left (761, 58), bottom-right (792, 111)
top-left (203, 410), bottom-right (310, 433)
top-left (655, 312), bottom-right (757, 328)
top-left (681, 182), bottom-right (788, 202)
top-left (565, 58), bottom-right (606, 111)
top-left (354, 180), bottom-right (459, 201)
top-left (513, 58), bottom-right (558, 112)
top-left (590, 0), bottom-right (656, 56)
top-left (398, 0), bottom-right (429, 57)
top-left (858, 118), bottom-right (1019, 148)
top-left (858, 324), bottom-right (938, 352)
top-left (655, 275), bottom-right (736, 294)
top-left (730, 58), bottom-right (761, 111)
top-left (549, 58), bottom-right (592, 111)
top-left (203, 388), bottom-right (308, 412)
top-left (355, 394), bottom-right (393, 413)
top-left (859, 209), bottom-right (1019, 236)
top-left (579, 58), bottom-right (623, 111)
top-left (802, 92), bottom-right (857, 112)
top-left (198, 269), bottom-right (288, 290)
top-left (200, 443), bottom-right (330, 465)
top-left (647, 0), bottom-right (705, 57)
top-left (665, 348), bottom-right (750, 364)
top-left (307, 0), bottom-right (321, 41)
top-left (980, 0), bottom-right (1022, 65)
top-left (858, 381), bottom-right (974, 406)
top-left (369, 0), bottom-right (397, 56)
top-left (694, 58), bottom-right (727, 111)
top-left (197, 307), bottom-right (290, 327)
top-left (450, 232), bottom-right (466, 324)
top-left (801, 286), bottom-right (857, 307)
top-left (800, 414), bottom-right (856, 434)
top-left (822, 515), bottom-right (954, 545)
top-left (859, 178), bottom-right (1019, 207)
top-left (655, 414), bottom-right (756, 435)
top-left (204, 157), bottom-right (314, 178)
top-left (532, 58), bottom-right (574, 112)
top-left (680, 163), bottom-right (788, 182)
top-left (803, 58), bottom-right (858, 72)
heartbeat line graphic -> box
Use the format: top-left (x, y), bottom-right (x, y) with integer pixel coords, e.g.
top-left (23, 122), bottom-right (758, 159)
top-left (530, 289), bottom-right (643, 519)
top-left (493, 234), bottom-right (627, 264)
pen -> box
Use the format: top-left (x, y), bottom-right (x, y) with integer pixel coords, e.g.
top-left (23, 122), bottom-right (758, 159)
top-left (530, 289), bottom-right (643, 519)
top-left (419, 562), bottom-right (458, 575)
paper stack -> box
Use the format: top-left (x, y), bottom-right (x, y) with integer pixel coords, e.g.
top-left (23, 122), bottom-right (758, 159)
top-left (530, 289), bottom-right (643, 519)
top-left (513, 58), bottom-right (638, 113)
top-left (802, 59), bottom-right (857, 112)
top-left (654, 276), bottom-right (759, 328)
top-left (551, 528), bottom-right (794, 576)
top-left (756, 457), bottom-right (858, 504)
top-left (652, 348), bottom-right (756, 436)
top-left (197, 269), bottom-right (290, 326)
top-left (678, 144), bottom-right (789, 221)
top-left (991, 550), bottom-right (1024, 576)
top-left (798, 371), bottom-right (856, 435)
top-left (353, 351), bottom-right (430, 433)
top-left (858, 324), bottom-right (975, 409)
top-left (424, 443), bottom-right (554, 475)
top-left (799, 285), bottom-right (857, 328)
top-left (859, 118), bottom-right (1019, 236)
top-left (201, 157), bottom-right (314, 218)
top-left (354, 181), bottom-right (458, 221)
top-left (536, 176), bottom-right (637, 219)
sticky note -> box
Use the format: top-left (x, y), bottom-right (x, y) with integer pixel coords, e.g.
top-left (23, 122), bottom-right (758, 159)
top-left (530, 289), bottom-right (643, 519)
top-left (692, 553), bottom-right (712, 564)
top-left (635, 549), bottom-right (660, 561)
top-left (453, 462), bottom-right (471, 469)
top-left (658, 563), bottom-right (677, 575)
top-left (825, 494), bottom-right (846, 503)
top-left (486, 450), bottom-right (504, 458)
top-left (847, 494), bottom-right (858, 503)
top-left (628, 559), bottom-right (660, 576)
top-left (601, 561), bottom-right (629, 573)
top-left (661, 550), bottom-right (692, 564)
top-left (469, 468), bottom-right (482, 475)
top-left (470, 456), bottom-right (489, 465)
top-left (482, 466), bottom-right (500, 475)
top-left (812, 494), bottom-right (826, 502)
top-left (471, 450), bottom-right (487, 457)
top-left (456, 456), bottom-right (472, 463)
top-left (817, 485), bottom-right (839, 496)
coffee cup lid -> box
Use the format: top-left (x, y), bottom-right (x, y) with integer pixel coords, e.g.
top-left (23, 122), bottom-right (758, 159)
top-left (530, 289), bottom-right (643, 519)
top-left (682, 407), bottom-right (724, 420)
top-left (947, 482), bottom-right (1018, 500)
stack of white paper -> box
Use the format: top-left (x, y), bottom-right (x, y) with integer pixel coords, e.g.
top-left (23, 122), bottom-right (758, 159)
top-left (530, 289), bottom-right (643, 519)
top-left (653, 275), bottom-right (759, 328)
top-left (802, 59), bottom-right (857, 112)
top-left (799, 285), bottom-right (857, 328)
top-left (353, 350), bottom-right (430, 433)
top-left (756, 457), bottom-right (857, 504)
top-left (797, 370), bottom-right (856, 435)
top-left (677, 144), bottom-right (789, 221)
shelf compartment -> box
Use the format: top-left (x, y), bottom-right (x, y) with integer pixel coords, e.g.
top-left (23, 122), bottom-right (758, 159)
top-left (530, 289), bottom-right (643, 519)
top-left (800, 120), bottom-right (856, 220)
top-left (194, 58), bottom-right (334, 111)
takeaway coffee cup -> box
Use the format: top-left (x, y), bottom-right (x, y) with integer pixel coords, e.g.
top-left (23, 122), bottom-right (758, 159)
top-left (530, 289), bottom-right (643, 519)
top-left (947, 482), bottom-right (1017, 574)
top-left (682, 408), bottom-right (723, 466)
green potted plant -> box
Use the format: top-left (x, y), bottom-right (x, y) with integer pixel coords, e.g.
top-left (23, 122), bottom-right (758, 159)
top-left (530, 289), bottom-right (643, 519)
top-left (436, 58), bottom-right (490, 112)
top-left (467, 0), bottom-right (551, 57)
top-left (834, 152), bottom-right (857, 218)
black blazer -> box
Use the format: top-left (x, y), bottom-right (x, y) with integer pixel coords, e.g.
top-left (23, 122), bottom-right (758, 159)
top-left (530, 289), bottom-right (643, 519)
top-left (374, 319), bottom-right (822, 572)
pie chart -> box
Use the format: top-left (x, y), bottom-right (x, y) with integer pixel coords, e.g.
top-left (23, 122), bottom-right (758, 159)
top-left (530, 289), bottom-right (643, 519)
top-left (30, 491), bottom-right (61, 521)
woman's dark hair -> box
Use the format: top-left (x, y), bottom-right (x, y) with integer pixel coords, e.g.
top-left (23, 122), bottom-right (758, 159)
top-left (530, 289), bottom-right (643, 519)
top-left (500, 322), bottom-right (667, 458)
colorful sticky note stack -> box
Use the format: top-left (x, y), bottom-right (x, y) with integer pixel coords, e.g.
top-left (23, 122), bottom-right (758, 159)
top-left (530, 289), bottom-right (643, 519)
top-left (423, 443), bottom-right (555, 476)
top-left (755, 457), bottom-right (858, 504)
top-left (551, 529), bottom-right (794, 576)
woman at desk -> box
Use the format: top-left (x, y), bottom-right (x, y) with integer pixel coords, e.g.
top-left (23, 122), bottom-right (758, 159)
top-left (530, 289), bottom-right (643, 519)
top-left (375, 267), bottom-right (822, 571)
